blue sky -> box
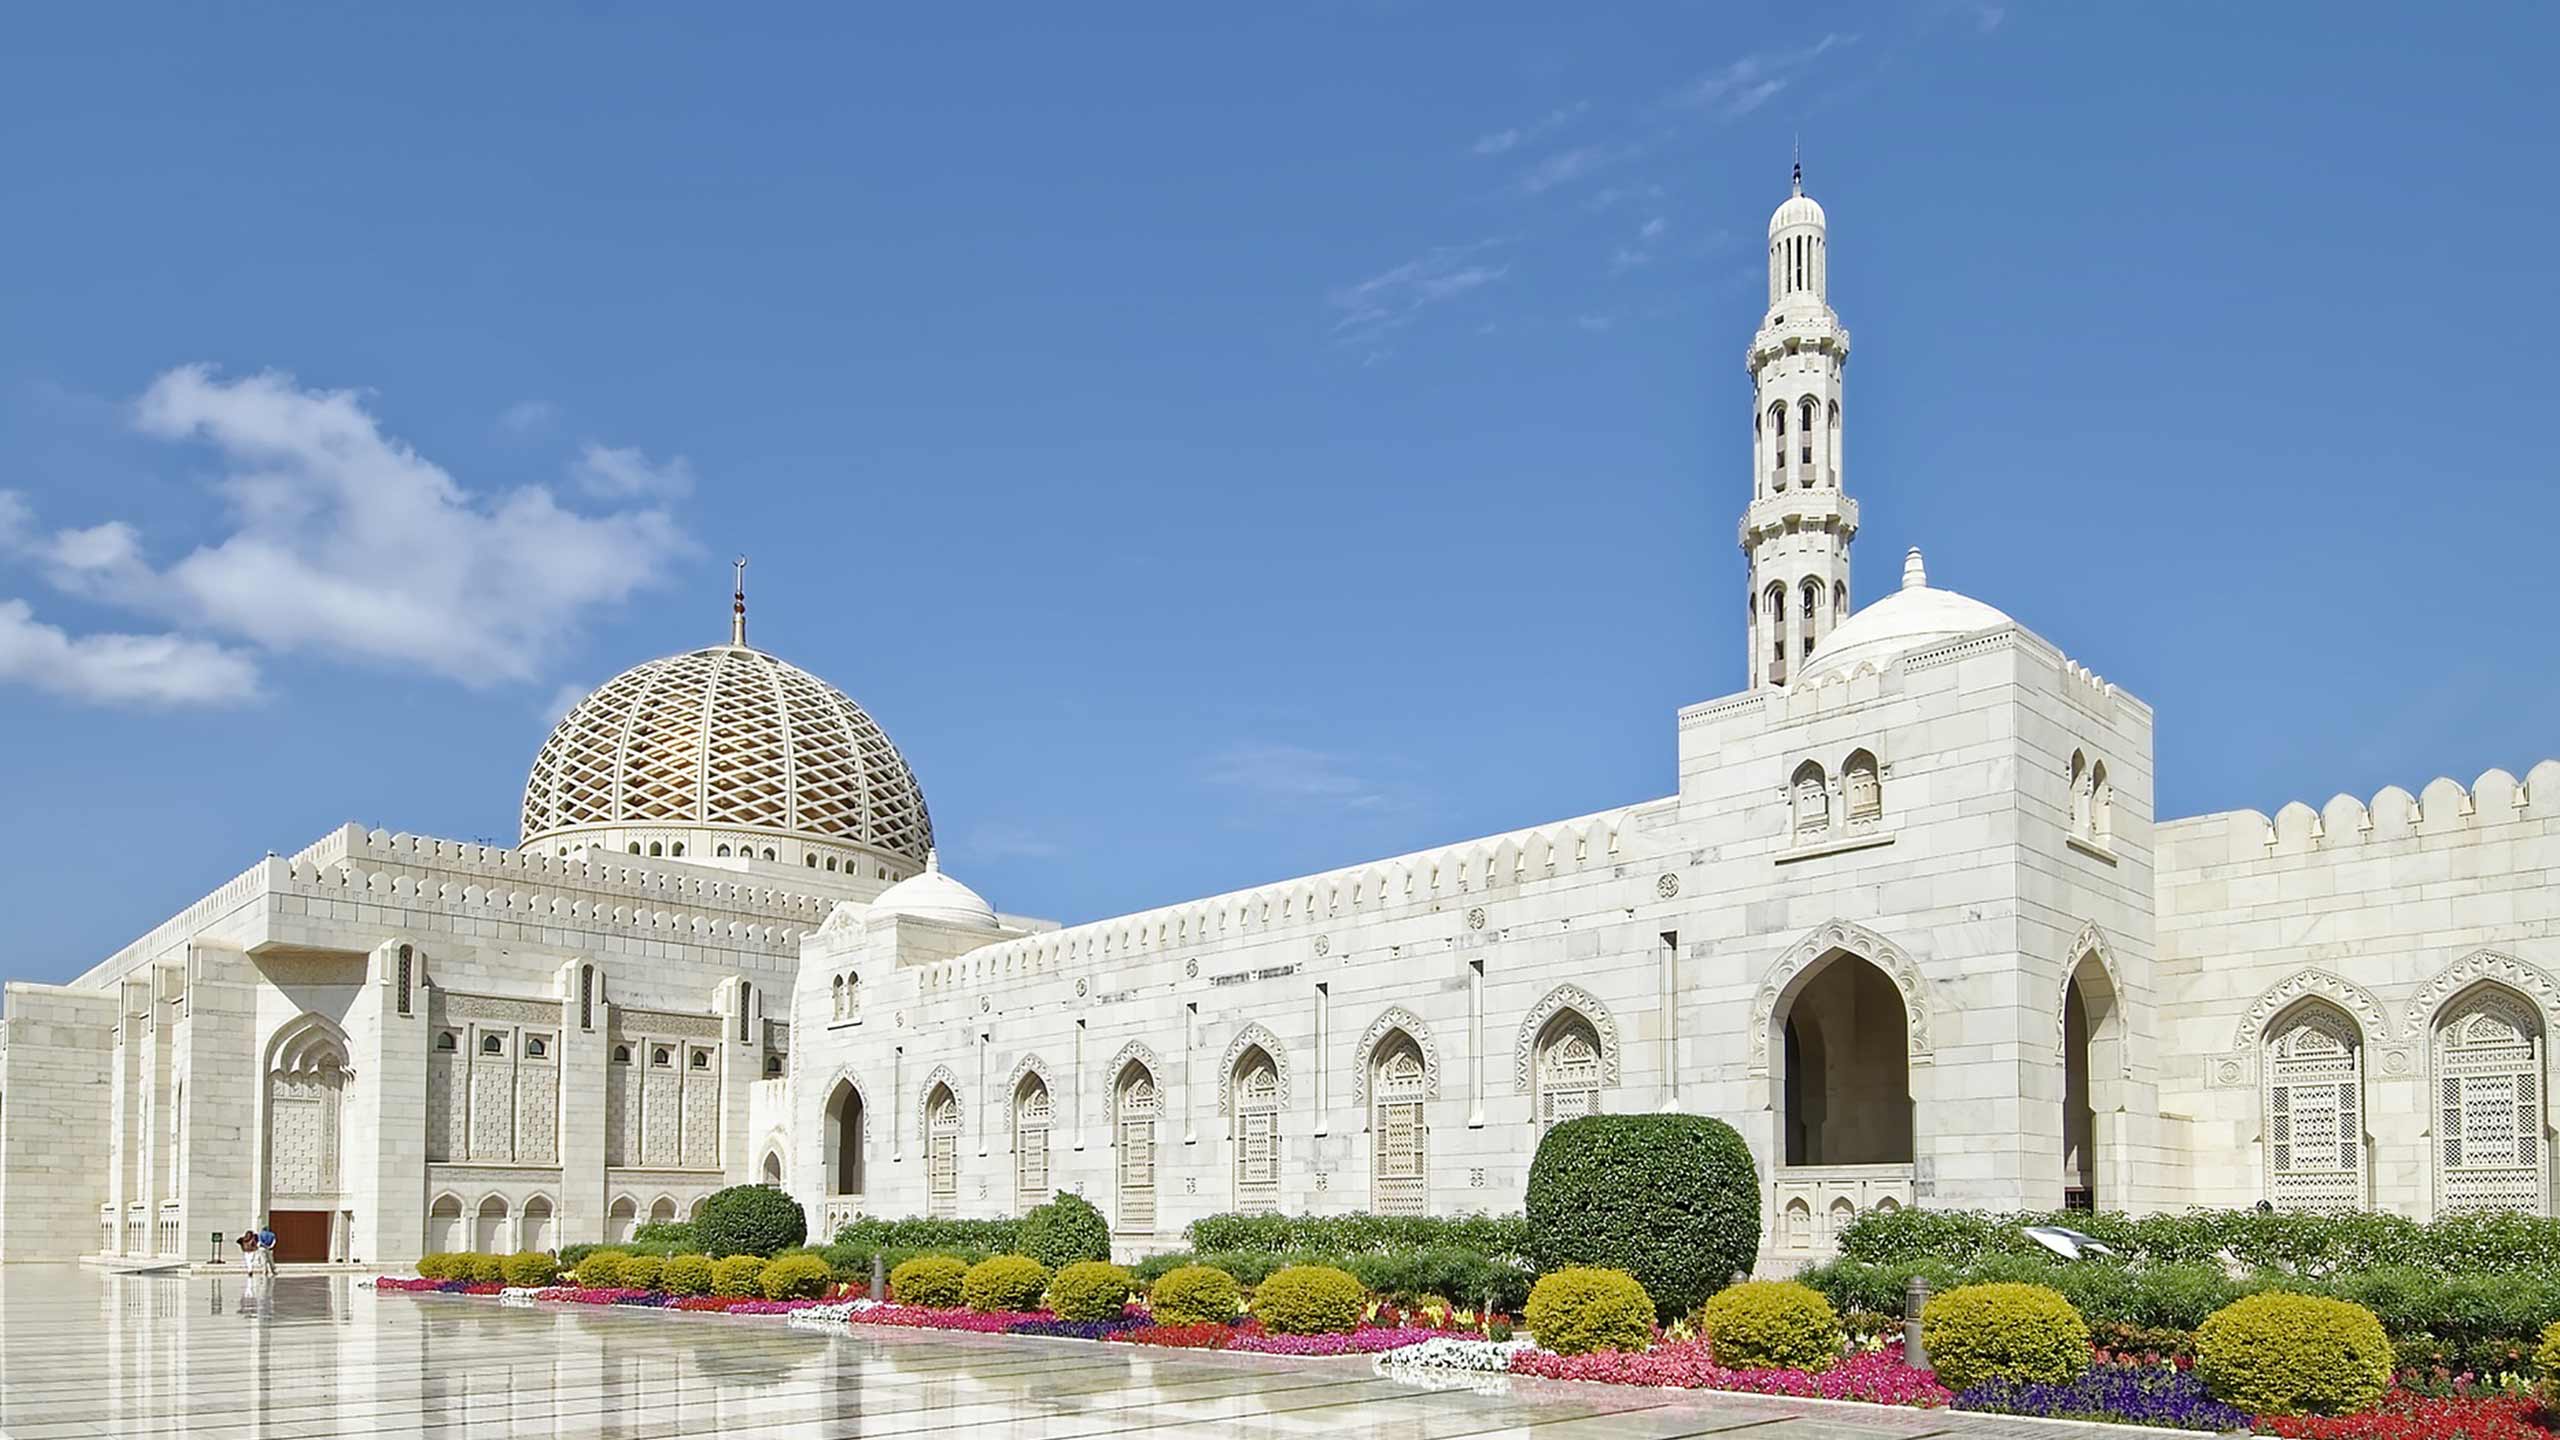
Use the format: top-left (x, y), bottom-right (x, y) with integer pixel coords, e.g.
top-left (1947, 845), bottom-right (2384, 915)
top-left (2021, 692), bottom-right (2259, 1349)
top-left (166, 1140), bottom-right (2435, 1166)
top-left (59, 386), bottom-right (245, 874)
top-left (4, 5), bottom-right (2553, 982)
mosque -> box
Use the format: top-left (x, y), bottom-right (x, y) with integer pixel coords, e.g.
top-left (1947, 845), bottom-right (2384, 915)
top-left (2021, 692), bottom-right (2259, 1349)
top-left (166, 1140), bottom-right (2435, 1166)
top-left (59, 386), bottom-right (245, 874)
top-left (4, 174), bottom-right (2553, 1270)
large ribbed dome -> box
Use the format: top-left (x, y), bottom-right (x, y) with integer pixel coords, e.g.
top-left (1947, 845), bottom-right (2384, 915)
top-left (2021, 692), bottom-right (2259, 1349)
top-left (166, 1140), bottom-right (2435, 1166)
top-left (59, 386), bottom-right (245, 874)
top-left (520, 643), bottom-right (933, 864)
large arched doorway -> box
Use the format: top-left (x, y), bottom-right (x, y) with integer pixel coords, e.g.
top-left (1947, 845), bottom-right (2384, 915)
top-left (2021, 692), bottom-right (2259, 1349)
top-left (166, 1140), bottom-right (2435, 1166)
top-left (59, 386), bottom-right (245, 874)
top-left (264, 1014), bottom-right (352, 1263)
top-left (1780, 953), bottom-right (1912, 1167)
top-left (2062, 950), bottom-right (2124, 1209)
top-left (825, 1078), bottom-right (866, 1199)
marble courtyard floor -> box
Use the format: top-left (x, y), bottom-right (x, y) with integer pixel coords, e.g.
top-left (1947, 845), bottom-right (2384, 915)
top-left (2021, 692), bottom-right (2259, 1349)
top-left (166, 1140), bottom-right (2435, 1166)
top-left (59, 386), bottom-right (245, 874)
top-left (0, 1266), bottom-right (2167, 1440)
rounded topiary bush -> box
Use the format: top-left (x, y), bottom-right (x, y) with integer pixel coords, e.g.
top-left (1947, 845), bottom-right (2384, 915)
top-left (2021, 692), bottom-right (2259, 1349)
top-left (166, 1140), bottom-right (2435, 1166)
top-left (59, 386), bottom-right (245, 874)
top-left (761, 1253), bottom-right (836, 1301)
top-left (962, 1256), bottom-right (1053, 1313)
top-left (1253, 1264), bottom-right (1369, 1336)
top-left (618, 1254), bottom-right (665, 1292)
top-left (572, 1249), bottom-right (628, 1287)
top-left (1526, 1267), bottom-right (1656, 1356)
top-left (2194, 1292), bottom-right (2391, 1418)
top-left (1921, 1283), bottom-right (2092, 1393)
top-left (1048, 1261), bottom-right (1137, 1321)
top-left (2537, 1320), bottom-right (2560, 1406)
top-left (1526, 1114), bottom-right (1760, 1319)
top-left (1151, 1264), bottom-right (1244, 1325)
top-left (1701, 1280), bottom-right (1843, 1372)
top-left (501, 1251), bottom-right (560, 1289)
top-left (891, 1255), bottom-right (969, 1308)
top-left (414, 1252), bottom-right (455, 1280)
top-left (694, 1184), bottom-right (809, 1258)
top-left (660, 1254), bottom-right (715, 1296)
top-left (466, 1253), bottom-right (506, 1284)
top-left (1019, 1191), bottom-right (1112, 1268)
top-left (710, 1254), bottom-right (767, 1297)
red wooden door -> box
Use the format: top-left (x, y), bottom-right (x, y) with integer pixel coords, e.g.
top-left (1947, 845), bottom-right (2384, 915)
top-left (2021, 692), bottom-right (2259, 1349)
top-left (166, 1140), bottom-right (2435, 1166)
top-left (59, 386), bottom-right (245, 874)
top-left (269, 1210), bottom-right (331, 1263)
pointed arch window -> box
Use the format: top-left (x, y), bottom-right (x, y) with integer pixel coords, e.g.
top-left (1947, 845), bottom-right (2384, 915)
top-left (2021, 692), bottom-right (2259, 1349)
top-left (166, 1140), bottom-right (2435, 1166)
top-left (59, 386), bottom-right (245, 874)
top-left (1013, 1075), bottom-right (1052, 1212)
top-left (1370, 1035), bottom-right (1429, 1216)
top-left (1534, 1014), bottom-right (1604, 1134)
top-left (1844, 750), bottom-right (1882, 829)
top-left (1232, 1048), bottom-right (1282, 1212)
top-left (2434, 987), bottom-right (2548, 1215)
top-left (1791, 760), bottom-right (1830, 840)
top-left (1115, 1065), bottom-right (1159, 1234)
top-left (830, 975), bottom-right (845, 1021)
top-left (2262, 1002), bottom-right (2367, 1210)
top-left (925, 1083), bottom-right (961, 1218)
top-left (1798, 395), bottom-right (1818, 473)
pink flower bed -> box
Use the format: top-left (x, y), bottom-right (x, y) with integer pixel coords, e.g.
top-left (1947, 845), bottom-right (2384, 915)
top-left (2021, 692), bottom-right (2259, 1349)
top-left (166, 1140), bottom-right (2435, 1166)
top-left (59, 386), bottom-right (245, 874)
top-left (1510, 1341), bottom-right (1951, 1407)
top-left (1228, 1326), bottom-right (1443, 1356)
top-left (842, 1305), bottom-right (1046, 1332)
top-left (528, 1287), bottom-right (654, 1305)
top-left (723, 1299), bottom-right (828, 1315)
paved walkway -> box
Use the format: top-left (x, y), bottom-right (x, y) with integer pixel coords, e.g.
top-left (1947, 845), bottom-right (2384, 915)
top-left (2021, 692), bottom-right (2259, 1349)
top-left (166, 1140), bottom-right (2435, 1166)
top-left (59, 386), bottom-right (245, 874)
top-left (0, 1266), bottom-right (2156, 1439)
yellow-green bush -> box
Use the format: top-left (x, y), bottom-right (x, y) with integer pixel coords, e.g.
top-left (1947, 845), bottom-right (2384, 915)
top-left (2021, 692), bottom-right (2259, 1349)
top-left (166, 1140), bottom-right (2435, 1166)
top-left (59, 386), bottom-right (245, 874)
top-left (2537, 1320), bottom-right (2560, 1407)
top-left (1920, 1283), bottom-right (2091, 1393)
top-left (891, 1255), bottom-right (969, 1308)
top-left (2194, 1292), bottom-right (2391, 1418)
top-left (1524, 1267), bottom-right (1656, 1356)
top-left (962, 1256), bottom-right (1053, 1312)
top-left (500, 1251), bottom-right (560, 1289)
top-left (573, 1249), bottom-right (629, 1287)
top-left (465, 1253), bottom-right (506, 1285)
top-left (414, 1252), bottom-right (458, 1280)
top-left (618, 1255), bottom-right (664, 1291)
top-left (661, 1254), bottom-right (716, 1296)
top-left (1700, 1280), bottom-right (1843, 1373)
top-left (762, 1253), bottom-right (835, 1300)
top-left (1150, 1264), bottom-right (1244, 1325)
top-left (710, 1254), bottom-right (767, 1297)
top-left (1253, 1264), bottom-right (1369, 1336)
top-left (1048, 1261), bottom-right (1136, 1321)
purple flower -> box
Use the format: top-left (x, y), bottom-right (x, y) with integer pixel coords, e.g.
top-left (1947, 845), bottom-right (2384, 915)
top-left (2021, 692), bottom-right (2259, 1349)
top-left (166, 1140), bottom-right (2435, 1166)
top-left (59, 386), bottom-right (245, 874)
top-left (1957, 1362), bottom-right (2252, 1431)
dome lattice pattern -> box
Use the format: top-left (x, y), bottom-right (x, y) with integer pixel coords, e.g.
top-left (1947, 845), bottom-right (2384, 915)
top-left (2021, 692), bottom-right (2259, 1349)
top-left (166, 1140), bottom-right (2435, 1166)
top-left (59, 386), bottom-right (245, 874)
top-left (521, 645), bottom-right (932, 861)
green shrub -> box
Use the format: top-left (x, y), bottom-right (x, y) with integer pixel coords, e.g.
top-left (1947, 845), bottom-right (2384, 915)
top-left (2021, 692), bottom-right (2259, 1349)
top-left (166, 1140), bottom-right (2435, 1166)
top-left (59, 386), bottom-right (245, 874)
top-left (1920, 1283), bottom-right (2091, 1393)
top-left (500, 1251), bottom-right (560, 1288)
top-left (414, 1252), bottom-right (456, 1280)
top-left (1150, 1265), bottom-right (1244, 1324)
top-left (633, 1220), bottom-right (697, 1249)
top-left (711, 1254), bottom-right (767, 1297)
top-left (1049, 1260), bottom-right (1136, 1321)
top-left (961, 1256), bottom-right (1052, 1313)
top-left (890, 1256), bottom-right (969, 1308)
top-left (619, 1255), bottom-right (665, 1291)
top-left (1252, 1264), bottom-right (1368, 1336)
top-left (660, 1254), bottom-right (715, 1296)
top-left (1525, 1114), bottom-right (1759, 1319)
top-left (571, 1249), bottom-right (628, 1287)
top-left (832, 1215), bottom-right (1024, 1253)
top-left (2537, 1321), bottom-right (2560, 1406)
top-left (761, 1253), bottom-right (836, 1301)
top-left (694, 1185), bottom-right (808, 1258)
top-left (1524, 1267), bottom-right (1656, 1356)
top-left (1018, 1192), bottom-right (1112, 1268)
top-left (1700, 1281), bottom-right (1843, 1372)
top-left (466, 1253), bottom-right (506, 1284)
top-left (2194, 1292), bottom-right (2391, 1417)
top-left (1186, 1212), bottom-right (1532, 1259)
top-left (1835, 1205), bottom-right (2560, 1278)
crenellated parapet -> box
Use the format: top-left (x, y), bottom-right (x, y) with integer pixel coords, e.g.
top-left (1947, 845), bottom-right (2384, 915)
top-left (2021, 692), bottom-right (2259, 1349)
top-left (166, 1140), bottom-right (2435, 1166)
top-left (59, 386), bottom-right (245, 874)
top-left (2163, 761), bottom-right (2560, 866)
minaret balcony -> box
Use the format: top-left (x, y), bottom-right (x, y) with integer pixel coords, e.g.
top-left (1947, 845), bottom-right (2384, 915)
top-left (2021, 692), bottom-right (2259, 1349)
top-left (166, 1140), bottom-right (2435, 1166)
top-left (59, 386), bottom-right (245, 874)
top-left (1740, 491), bottom-right (1859, 548)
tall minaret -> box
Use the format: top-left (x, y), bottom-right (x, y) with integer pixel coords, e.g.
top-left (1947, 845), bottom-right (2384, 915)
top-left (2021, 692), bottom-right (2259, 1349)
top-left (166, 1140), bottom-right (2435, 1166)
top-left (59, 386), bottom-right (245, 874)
top-left (1742, 161), bottom-right (1857, 688)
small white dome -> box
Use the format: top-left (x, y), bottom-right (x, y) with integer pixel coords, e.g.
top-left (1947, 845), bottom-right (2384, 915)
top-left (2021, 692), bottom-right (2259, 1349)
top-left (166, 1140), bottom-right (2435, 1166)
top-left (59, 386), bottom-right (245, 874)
top-left (868, 850), bottom-right (998, 931)
top-left (1769, 190), bottom-right (1826, 237)
top-left (1797, 549), bottom-right (2014, 686)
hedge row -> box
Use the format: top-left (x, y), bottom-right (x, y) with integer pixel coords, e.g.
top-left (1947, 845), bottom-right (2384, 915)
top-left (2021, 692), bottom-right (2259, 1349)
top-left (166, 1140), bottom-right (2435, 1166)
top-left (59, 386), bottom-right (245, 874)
top-left (1837, 1205), bottom-right (2560, 1276)
top-left (1183, 1212), bottom-right (1531, 1259)
top-left (1130, 1245), bottom-right (1534, 1310)
top-left (831, 1194), bottom-right (1110, 1269)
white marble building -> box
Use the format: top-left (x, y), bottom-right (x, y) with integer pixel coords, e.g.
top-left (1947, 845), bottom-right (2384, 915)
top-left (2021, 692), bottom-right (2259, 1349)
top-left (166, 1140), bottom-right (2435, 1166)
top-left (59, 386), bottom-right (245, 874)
top-left (5, 174), bottom-right (2554, 1270)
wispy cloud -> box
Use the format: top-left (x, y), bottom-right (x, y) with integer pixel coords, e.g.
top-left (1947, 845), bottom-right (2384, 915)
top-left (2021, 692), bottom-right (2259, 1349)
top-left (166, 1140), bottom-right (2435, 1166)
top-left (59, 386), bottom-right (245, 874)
top-left (0, 597), bottom-right (260, 706)
top-left (539, 681), bottom-right (591, 726)
top-left (1201, 742), bottom-right (1396, 814)
top-left (1575, 313), bottom-right (1616, 333)
top-left (1517, 144), bottom-right (1634, 196)
top-left (498, 399), bottom-right (557, 434)
top-left (1668, 34), bottom-right (1857, 119)
top-left (1328, 241), bottom-right (1508, 353)
top-left (571, 441), bottom-right (696, 500)
top-left (1470, 100), bottom-right (1587, 157)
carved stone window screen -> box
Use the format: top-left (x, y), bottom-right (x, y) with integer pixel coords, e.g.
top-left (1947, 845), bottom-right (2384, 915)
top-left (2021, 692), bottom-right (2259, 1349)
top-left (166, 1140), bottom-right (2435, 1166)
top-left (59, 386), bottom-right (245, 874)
top-left (1235, 1062), bottom-right (1280, 1211)
top-left (2264, 1005), bottom-right (2366, 1211)
top-left (2435, 989), bottom-right (2547, 1215)
top-left (1014, 1080), bottom-right (1051, 1210)
top-left (1116, 1070), bottom-right (1158, 1234)
top-left (1372, 1044), bottom-right (1428, 1217)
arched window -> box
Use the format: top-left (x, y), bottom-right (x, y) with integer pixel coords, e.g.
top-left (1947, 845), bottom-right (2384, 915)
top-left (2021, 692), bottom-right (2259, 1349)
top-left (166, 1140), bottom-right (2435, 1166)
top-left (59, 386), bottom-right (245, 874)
top-left (1799, 579), bottom-right (1823, 658)
top-left (2069, 751), bottom-right (2092, 836)
top-left (648, 841), bottom-right (663, 857)
top-left (1014, 1075), bottom-right (1052, 1212)
top-left (521, 1195), bottom-right (555, 1252)
top-left (1232, 1048), bottom-right (1282, 1212)
top-left (806, 854), bottom-right (819, 868)
top-left (2089, 761), bottom-right (2112, 845)
top-left (825, 856), bottom-right (838, 872)
top-left (1115, 1063), bottom-right (1160, 1234)
top-left (474, 1195), bottom-right (509, 1254)
top-left (925, 1083), bottom-right (962, 1218)
top-left (761, 1151), bottom-right (784, 1187)
top-left (1791, 760), bottom-right (1829, 840)
top-left (2434, 985), bottom-right (2548, 1214)
top-left (1534, 1013), bottom-right (1603, 1134)
top-left (1798, 396), bottom-right (1817, 477)
top-left (830, 975), bottom-right (845, 1021)
top-left (607, 1195), bottom-right (637, 1244)
top-left (826, 1079), bottom-right (865, 1198)
top-left (1768, 403), bottom-right (1787, 489)
top-left (1827, 399), bottom-right (1841, 485)
top-left (628, 843), bottom-right (642, 855)
top-left (1766, 582), bottom-right (1790, 684)
top-left (2262, 1001), bottom-right (2367, 1211)
top-left (611, 1044), bottom-right (631, 1064)
top-left (1833, 580), bottom-right (1847, 622)
top-left (716, 844), bottom-right (732, 858)
top-left (1369, 1034), bottom-right (1429, 1216)
top-left (762, 847), bottom-right (776, 861)
top-left (649, 1196), bottom-right (678, 1225)
top-left (426, 1194), bottom-right (463, 1253)
top-left (480, 1033), bottom-right (504, 1056)
top-left (1844, 750), bottom-right (1882, 829)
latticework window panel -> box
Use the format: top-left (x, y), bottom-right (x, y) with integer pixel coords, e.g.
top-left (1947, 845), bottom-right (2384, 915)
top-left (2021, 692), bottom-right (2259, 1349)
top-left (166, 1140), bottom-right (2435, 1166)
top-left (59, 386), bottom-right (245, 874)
top-left (2435, 990), bottom-right (2549, 1215)
top-left (2264, 1006), bottom-right (2366, 1211)
top-left (1537, 1025), bottom-right (1602, 1136)
top-left (1116, 1071), bottom-right (1158, 1234)
top-left (520, 645), bottom-right (933, 863)
top-left (1235, 1061), bottom-right (1281, 1212)
top-left (1372, 1044), bottom-right (1429, 1217)
top-left (926, 1089), bottom-right (961, 1218)
top-left (1014, 1082), bottom-right (1051, 1212)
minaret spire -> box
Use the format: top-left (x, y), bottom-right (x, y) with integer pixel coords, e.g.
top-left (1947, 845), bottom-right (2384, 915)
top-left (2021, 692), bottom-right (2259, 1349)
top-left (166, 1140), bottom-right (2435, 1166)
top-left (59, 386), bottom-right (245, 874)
top-left (1793, 135), bottom-right (1802, 195)
top-left (730, 555), bottom-right (749, 647)
top-left (1741, 166), bottom-right (1856, 688)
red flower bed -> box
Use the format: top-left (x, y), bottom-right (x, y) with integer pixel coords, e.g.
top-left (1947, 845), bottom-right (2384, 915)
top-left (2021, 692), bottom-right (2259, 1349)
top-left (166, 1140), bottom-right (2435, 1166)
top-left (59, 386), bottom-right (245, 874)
top-left (671, 1297), bottom-right (738, 1312)
top-left (1511, 1341), bottom-right (1950, 1407)
top-left (2264, 1389), bottom-right (2556, 1440)
top-left (1110, 1322), bottom-right (1236, 1349)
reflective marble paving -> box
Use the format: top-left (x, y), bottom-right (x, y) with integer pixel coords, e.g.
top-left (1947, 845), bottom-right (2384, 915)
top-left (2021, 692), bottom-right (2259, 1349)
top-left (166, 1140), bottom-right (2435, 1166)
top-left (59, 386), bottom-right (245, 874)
top-left (0, 1267), bottom-right (2143, 1439)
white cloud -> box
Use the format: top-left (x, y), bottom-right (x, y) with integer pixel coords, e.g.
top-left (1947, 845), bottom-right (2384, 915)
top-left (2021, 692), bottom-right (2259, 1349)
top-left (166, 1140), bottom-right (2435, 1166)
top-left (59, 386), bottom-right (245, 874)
top-left (1640, 216), bottom-right (1668, 241)
top-left (570, 442), bottom-right (695, 500)
top-left (0, 491), bottom-right (29, 549)
top-left (1472, 127), bottom-right (1522, 157)
top-left (1517, 145), bottom-right (1607, 195)
top-left (1610, 246), bottom-right (1652, 273)
top-left (24, 364), bottom-right (693, 688)
top-left (539, 681), bottom-right (592, 726)
top-left (1669, 35), bottom-right (1855, 119)
top-left (498, 399), bottom-right (557, 433)
top-left (1328, 242), bottom-right (1509, 351)
top-left (1202, 742), bottom-right (1392, 812)
top-left (1470, 101), bottom-right (1586, 157)
top-left (0, 598), bottom-right (259, 706)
